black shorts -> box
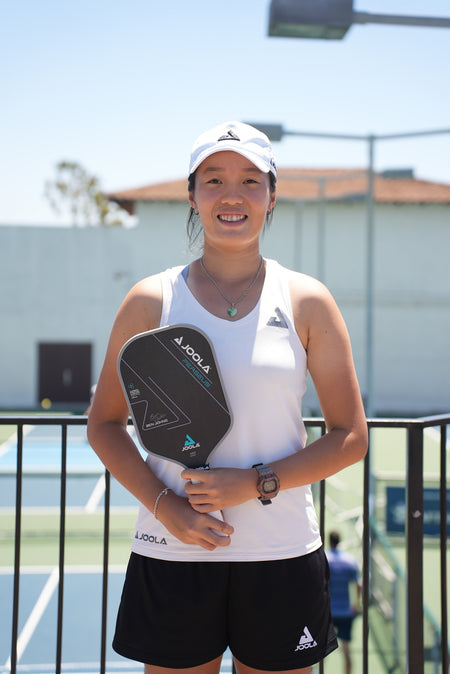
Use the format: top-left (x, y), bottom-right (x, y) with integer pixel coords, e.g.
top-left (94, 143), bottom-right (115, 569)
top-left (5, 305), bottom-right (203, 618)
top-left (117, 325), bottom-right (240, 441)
top-left (113, 548), bottom-right (338, 670)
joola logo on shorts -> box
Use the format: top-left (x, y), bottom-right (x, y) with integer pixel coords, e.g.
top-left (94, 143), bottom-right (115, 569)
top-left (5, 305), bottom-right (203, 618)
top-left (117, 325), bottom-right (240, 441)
top-left (135, 531), bottom-right (167, 545)
top-left (294, 626), bottom-right (317, 652)
top-left (174, 336), bottom-right (210, 373)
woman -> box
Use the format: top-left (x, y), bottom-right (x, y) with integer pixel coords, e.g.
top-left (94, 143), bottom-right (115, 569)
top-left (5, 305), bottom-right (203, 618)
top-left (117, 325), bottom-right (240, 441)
top-left (87, 121), bottom-right (368, 674)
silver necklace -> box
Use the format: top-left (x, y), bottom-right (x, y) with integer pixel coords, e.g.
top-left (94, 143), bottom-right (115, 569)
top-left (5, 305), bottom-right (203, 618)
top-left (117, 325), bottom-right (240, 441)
top-left (200, 256), bottom-right (264, 318)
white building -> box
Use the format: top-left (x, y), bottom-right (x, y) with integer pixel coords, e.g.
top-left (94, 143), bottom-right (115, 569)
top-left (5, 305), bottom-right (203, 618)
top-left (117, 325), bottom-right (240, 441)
top-left (1, 168), bottom-right (449, 415)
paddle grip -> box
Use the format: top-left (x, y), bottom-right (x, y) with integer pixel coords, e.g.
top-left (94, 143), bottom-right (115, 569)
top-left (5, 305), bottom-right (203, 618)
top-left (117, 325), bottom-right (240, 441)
top-left (191, 467), bottom-right (226, 532)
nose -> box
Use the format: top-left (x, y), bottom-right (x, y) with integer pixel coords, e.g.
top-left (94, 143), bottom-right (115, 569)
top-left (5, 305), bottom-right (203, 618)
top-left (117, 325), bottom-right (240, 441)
top-left (221, 183), bottom-right (244, 205)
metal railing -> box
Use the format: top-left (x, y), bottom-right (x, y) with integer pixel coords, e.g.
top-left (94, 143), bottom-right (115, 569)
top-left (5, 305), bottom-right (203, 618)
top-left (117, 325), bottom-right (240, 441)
top-left (1, 413), bottom-right (449, 674)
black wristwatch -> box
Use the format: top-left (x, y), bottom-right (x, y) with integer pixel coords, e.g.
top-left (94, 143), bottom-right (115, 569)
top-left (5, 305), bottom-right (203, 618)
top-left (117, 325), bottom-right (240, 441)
top-left (252, 463), bottom-right (280, 505)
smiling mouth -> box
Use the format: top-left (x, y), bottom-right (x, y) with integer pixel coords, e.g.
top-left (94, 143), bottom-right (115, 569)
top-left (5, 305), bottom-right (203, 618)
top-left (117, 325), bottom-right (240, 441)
top-left (218, 214), bottom-right (247, 223)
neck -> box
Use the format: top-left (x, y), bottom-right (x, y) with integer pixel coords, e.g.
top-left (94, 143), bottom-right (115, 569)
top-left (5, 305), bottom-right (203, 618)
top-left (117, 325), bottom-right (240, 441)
top-left (200, 247), bottom-right (263, 282)
top-left (186, 250), bottom-right (266, 320)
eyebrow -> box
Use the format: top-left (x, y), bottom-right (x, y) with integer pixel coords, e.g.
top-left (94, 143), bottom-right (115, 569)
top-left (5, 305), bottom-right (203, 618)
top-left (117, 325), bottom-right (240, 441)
top-left (201, 165), bottom-right (263, 174)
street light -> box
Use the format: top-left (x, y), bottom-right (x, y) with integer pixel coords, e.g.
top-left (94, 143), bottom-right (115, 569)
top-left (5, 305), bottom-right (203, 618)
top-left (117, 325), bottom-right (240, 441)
top-left (245, 122), bottom-right (450, 419)
top-left (268, 0), bottom-right (450, 40)
top-left (245, 123), bottom-right (374, 415)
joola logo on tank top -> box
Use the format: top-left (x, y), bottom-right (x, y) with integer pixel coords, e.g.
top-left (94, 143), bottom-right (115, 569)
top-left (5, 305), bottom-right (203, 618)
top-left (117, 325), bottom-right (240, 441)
top-left (173, 336), bottom-right (211, 373)
top-left (135, 531), bottom-right (167, 545)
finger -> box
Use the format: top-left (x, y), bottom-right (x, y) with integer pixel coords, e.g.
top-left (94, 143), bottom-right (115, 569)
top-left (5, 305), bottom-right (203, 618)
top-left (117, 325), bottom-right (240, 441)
top-left (198, 539), bottom-right (218, 551)
top-left (189, 500), bottom-right (218, 514)
top-left (205, 514), bottom-right (234, 537)
top-left (181, 468), bottom-right (204, 482)
top-left (209, 527), bottom-right (232, 545)
top-left (198, 530), bottom-right (231, 548)
top-left (184, 482), bottom-right (210, 497)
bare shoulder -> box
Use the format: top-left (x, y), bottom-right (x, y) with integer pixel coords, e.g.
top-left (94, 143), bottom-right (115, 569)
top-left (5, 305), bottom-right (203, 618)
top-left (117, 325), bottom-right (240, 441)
top-left (112, 272), bottom-right (163, 346)
top-left (287, 269), bottom-right (331, 303)
top-left (286, 270), bottom-right (342, 347)
top-left (88, 272), bottom-right (164, 426)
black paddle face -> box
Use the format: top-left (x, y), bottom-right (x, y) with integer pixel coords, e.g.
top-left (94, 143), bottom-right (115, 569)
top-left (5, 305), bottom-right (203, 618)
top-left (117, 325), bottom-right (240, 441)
top-left (118, 325), bottom-right (232, 468)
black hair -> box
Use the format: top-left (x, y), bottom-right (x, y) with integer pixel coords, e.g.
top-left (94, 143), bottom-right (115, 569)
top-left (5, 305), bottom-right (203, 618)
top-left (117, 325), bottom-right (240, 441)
top-left (186, 169), bottom-right (277, 251)
top-left (329, 531), bottom-right (341, 548)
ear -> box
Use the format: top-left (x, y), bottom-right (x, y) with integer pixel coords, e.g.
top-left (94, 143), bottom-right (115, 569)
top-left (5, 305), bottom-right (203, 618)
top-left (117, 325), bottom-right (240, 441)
top-left (188, 192), bottom-right (197, 211)
top-left (268, 191), bottom-right (276, 211)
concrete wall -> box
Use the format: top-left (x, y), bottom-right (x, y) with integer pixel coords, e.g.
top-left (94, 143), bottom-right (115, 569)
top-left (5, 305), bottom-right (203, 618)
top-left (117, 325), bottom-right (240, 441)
top-left (1, 198), bottom-right (449, 414)
top-left (261, 200), bottom-right (450, 413)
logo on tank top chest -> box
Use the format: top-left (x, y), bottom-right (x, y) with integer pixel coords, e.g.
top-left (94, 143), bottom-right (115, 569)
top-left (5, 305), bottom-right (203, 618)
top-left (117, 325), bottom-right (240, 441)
top-left (267, 307), bottom-right (288, 329)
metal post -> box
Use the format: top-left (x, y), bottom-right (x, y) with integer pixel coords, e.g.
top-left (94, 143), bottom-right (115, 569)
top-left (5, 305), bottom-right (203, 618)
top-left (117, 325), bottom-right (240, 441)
top-left (56, 424), bottom-right (67, 674)
top-left (10, 425), bottom-right (23, 674)
top-left (406, 424), bottom-right (424, 673)
top-left (440, 424), bottom-right (448, 672)
top-left (293, 201), bottom-right (303, 272)
top-left (317, 177), bottom-right (326, 283)
top-left (365, 136), bottom-right (375, 418)
top-left (100, 470), bottom-right (110, 674)
top-left (353, 11), bottom-right (450, 29)
top-left (362, 433), bottom-right (371, 674)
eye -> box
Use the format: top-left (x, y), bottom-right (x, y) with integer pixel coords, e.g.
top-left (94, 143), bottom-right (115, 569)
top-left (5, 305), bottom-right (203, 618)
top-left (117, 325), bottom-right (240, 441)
top-left (206, 178), bottom-right (222, 184)
top-left (244, 178), bottom-right (259, 184)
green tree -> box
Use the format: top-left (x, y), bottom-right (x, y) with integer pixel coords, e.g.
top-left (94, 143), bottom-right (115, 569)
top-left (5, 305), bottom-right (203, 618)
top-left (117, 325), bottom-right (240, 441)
top-left (45, 160), bottom-right (129, 226)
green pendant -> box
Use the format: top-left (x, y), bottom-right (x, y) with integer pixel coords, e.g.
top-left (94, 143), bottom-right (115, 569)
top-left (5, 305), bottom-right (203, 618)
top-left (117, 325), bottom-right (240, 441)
top-left (227, 306), bottom-right (238, 318)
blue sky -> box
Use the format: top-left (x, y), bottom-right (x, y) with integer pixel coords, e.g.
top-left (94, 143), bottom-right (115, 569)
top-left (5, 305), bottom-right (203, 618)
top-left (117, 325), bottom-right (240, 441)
top-left (2, 0), bottom-right (450, 224)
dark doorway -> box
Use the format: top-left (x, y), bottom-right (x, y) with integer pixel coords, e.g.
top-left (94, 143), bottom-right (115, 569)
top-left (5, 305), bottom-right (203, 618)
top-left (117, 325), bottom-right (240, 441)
top-left (38, 343), bottom-right (92, 404)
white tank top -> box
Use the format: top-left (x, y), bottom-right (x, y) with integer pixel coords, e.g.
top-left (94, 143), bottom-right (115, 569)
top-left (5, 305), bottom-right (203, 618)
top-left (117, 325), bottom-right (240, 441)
top-left (131, 259), bottom-right (322, 561)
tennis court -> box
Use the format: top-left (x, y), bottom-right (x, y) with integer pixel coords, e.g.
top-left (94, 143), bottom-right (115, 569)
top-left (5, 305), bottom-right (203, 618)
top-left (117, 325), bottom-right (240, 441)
top-left (0, 422), bottom-right (241, 674)
top-left (0, 424), bottom-right (140, 673)
top-left (0, 420), bottom-right (448, 673)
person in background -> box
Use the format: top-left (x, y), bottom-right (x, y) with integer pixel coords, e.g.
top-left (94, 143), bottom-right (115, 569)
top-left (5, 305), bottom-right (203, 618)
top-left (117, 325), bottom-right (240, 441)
top-left (327, 531), bottom-right (362, 674)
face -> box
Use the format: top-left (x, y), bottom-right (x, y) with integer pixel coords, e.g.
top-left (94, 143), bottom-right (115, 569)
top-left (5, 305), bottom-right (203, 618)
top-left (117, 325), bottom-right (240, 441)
top-left (189, 151), bottom-right (276, 252)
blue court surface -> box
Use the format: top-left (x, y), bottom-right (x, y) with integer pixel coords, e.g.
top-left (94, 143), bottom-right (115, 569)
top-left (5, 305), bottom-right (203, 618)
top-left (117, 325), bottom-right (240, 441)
top-left (0, 424), bottom-right (234, 674)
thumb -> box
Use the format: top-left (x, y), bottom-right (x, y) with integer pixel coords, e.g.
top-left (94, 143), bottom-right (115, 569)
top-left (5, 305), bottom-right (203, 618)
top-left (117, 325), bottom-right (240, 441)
top-left (181, 468), bottom-right (205, 482)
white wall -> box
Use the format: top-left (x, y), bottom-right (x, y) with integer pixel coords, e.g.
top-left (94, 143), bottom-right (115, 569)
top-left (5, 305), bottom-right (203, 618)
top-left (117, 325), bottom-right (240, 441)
top-left (261, 199), bottom-right (450, 414)
top-left (0, 207), bottom-right (192, 408)
top-left (1, 198), bottom-right (449, 414)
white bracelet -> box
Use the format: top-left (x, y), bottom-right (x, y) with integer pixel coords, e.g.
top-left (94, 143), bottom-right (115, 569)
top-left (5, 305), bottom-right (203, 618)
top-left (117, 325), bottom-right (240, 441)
top-left (153, 487), bottom-right (171, 520)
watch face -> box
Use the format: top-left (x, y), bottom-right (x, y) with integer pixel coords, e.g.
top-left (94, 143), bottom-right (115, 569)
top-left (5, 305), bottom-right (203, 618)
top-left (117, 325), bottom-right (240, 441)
top-left (263, 478), bottom-right (278, 494)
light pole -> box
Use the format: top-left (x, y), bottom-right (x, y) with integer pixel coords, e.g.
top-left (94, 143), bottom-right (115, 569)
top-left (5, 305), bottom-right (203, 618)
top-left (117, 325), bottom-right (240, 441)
top-left (268, 0), bottom-right (450, 40)
top-left (246, 122), bottom-right (450, 418)
top-left (247, 123), bottom-right (375, 415)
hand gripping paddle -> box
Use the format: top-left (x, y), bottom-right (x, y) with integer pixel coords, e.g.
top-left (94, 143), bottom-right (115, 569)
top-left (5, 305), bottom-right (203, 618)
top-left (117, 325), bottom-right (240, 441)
top-left (117, 324), bottom-right (232, 523)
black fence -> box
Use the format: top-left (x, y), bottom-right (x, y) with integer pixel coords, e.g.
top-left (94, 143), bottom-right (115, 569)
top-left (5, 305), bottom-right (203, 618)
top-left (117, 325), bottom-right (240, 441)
top-left (1, 413), bottom-right (449, 674)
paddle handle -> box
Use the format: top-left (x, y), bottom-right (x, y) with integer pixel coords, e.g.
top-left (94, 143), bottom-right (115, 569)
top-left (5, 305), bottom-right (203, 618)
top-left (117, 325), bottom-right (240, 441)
top-left (192, 468), bottom-right (226, 532)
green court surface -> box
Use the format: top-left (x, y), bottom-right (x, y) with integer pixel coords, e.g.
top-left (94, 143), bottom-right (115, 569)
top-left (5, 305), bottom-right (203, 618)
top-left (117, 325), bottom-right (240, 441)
top-left (0, 508), bottom-right (137, 568)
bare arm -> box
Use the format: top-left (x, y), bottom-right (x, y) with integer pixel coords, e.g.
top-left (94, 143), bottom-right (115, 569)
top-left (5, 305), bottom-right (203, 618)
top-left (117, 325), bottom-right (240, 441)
top-left (87, 274), bottom-right (167, 509)
top-left (87, 274), bottom-right (233, 550)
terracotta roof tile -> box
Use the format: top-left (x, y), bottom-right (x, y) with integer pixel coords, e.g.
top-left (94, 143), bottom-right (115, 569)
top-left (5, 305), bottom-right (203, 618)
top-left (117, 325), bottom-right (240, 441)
top-left (108, 169), bottom-right (450, 214)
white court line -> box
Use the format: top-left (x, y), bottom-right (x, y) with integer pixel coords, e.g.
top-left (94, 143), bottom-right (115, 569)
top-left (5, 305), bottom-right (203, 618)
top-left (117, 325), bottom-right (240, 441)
top-left (4, 567), bottom-right (59, 670)
top-left (84, 474), bottom-right (106, 513)
top-left (0, 425), bottom-right (35, 460)
top-left (0, 564), bottom-right (127, 575)
top-left (0, 665), bottom-right (143, 674)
